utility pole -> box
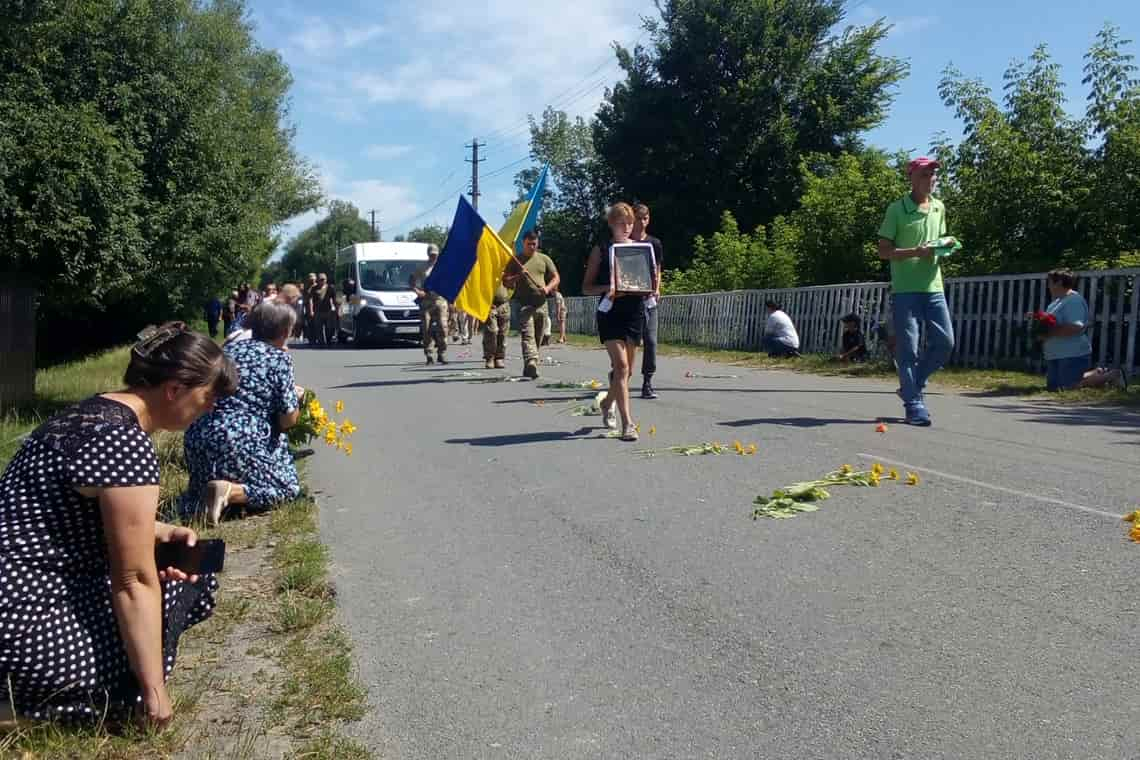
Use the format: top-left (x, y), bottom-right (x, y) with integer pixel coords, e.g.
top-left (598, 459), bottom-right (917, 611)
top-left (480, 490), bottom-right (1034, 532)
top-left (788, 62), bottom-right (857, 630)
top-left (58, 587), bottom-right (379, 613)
top-left (465, 137), bottom-right (485, 211)
top-left (369, 210), bottom-right (380, 241)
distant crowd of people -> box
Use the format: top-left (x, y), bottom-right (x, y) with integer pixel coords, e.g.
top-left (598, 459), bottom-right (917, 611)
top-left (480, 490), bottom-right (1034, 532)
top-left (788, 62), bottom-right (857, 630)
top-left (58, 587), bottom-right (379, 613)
top-left (203, 273), bottom-right (341, 347)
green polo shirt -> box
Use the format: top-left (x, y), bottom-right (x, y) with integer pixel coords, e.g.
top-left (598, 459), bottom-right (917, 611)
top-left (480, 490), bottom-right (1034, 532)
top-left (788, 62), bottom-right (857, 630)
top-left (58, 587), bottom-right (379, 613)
top-left (878, 195), bottom-right (948, 293)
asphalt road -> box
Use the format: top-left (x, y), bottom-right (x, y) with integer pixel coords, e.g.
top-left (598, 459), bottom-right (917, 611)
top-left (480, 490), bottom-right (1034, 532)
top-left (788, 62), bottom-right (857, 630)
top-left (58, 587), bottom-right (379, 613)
top-left (294, 341), bottom-right (1140, 760)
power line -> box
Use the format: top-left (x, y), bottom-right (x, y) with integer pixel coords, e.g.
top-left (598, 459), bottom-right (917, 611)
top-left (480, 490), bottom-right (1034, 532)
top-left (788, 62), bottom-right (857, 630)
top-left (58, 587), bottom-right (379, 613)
top-left (384, 182), bottom-right (469, 233)
top-left (478, 29), bottom-right (646, 143)
top-left (480, 155), bottom-right (532, 181)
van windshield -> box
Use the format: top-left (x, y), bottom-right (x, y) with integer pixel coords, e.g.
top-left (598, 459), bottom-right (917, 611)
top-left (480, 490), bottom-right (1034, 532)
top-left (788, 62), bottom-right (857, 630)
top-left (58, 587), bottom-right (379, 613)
top-left (358, 260), bottom-right (424, 292)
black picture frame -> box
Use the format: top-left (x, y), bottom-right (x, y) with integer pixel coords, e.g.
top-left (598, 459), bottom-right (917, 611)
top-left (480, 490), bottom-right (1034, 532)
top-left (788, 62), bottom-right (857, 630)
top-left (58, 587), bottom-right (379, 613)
top-left (610, 243), bottom-right (656, 294)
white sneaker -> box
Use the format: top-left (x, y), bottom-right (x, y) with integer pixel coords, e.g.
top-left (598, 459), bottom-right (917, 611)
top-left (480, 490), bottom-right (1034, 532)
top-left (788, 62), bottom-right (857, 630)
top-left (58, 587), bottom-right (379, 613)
top-left (204, 480), bottom-right (233, 527)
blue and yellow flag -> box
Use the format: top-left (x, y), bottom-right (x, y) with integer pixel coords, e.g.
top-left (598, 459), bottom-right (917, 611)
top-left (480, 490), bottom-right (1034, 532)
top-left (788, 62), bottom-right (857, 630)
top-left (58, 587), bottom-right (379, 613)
top-left (425, 196), bottom-right (514, 321)
top-left (498, 165), bottom-right (548, 255)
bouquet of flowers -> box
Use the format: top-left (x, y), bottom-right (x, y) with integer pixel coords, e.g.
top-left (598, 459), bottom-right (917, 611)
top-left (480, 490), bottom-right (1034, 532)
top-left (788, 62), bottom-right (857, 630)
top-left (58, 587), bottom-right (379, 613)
top-left (1022, 310), bottom-right (1058, 358)
top-left (288, 391), bottom-right (357, 456)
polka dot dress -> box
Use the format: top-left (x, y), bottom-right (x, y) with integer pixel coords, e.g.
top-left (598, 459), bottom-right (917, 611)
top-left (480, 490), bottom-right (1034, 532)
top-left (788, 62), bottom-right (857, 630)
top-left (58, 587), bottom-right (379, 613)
top-left (0, 396), bottom-right (218, 722)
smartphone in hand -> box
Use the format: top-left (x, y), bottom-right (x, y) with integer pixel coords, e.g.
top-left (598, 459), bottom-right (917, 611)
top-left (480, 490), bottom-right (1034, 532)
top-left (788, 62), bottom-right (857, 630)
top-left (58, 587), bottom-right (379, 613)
top-left (155, 539), bottom-right (226, 574)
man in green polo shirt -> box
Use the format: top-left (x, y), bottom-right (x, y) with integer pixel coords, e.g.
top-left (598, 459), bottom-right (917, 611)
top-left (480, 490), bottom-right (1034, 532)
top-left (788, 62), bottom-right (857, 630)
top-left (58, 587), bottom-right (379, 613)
top-left (878, 156), bottom-right (956, 426)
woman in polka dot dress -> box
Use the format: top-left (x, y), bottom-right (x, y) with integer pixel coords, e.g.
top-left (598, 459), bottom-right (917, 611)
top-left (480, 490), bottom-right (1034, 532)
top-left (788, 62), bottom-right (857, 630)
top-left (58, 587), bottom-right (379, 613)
top-left (179, 300), bottom-right (304, 525)
top-left (0, 324), bottom-right (238, 728)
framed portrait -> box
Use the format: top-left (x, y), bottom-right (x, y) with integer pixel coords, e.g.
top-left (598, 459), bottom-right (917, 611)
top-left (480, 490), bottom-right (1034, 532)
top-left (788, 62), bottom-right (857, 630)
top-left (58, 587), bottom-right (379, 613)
top-left (610, 243), bottom-right (656, 294)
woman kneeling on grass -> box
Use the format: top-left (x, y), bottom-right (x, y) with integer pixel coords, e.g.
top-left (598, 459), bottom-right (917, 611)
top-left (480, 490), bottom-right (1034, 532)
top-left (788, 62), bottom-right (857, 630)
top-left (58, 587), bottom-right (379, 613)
top-left (180, 300), bottom-right (306, 526)
top-left (582, 202), bottom-right (645, 441)
top-left (1039, 269), bottom-right (1127, 392)
top-left (0, 324), bottom-right (237, 728)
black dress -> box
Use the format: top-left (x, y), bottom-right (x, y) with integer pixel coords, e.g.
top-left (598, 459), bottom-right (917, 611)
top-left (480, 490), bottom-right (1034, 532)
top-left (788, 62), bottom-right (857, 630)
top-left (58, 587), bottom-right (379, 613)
top-left (0, 396), bottom-right (217, 721)
top-left (594, 239), bottom-right (647, 345)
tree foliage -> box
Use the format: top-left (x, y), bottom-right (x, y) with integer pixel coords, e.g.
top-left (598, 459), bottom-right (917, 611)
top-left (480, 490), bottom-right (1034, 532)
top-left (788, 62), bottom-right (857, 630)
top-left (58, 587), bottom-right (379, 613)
top-left (594, 0), bottom-right (907, 268)
top-left (403, 224), bottom-right (449, 248)
top-left (0, 0), bottom-right (318, 346)
top-left (934, 24), bottom-right (1140, 275)
top-left (791, 149), bottom-right (908, 285)
top-left (663, 211), bottom-right (797, 294)
top-left (513, 107), bottom-right (616, 294)
top-left (276, 200), bottom-right (372, 281)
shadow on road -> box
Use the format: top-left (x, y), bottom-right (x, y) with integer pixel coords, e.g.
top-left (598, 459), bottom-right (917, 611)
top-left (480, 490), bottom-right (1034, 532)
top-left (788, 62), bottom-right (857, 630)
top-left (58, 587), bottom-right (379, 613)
top-left (446, 428), bottom-right (595, 446)
top-left (719, 416), bottom-right (884, 428)
top-left (493, 396), bottom-right (593, 405)
top-left (659, 386), bottom-right (916, 396)
top-left (973, 401), bottom-right (1140, 444)
top-left (330, 378), bottom-right (455, 389)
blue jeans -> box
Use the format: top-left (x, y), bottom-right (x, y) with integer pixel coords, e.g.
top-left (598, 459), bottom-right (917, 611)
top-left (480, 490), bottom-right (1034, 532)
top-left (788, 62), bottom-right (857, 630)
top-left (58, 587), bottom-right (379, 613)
top-left (1046, 354), bottom-right (1091, 391)
top-left (893, 292), bottom-right (954, 405)
top-left (762, 336), bottom-right (799, 357)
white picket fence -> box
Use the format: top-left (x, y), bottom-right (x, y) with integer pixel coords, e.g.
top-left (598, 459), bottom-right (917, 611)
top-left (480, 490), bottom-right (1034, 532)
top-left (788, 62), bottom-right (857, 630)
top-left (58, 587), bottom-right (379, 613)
top-left (565, 268), bottom-right (1140, 374)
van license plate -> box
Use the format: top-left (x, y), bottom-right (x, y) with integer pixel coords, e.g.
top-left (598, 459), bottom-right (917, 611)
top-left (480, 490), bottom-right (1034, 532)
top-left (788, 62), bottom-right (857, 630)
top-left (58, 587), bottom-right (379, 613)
top-left (395, 326), bottom-right (419, 335)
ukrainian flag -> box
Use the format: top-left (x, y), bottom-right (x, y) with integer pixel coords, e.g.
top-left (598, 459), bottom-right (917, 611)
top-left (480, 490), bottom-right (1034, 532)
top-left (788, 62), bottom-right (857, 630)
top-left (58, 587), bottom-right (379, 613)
top-left (499, 165), bottom-right (548, 254)
top-left (424, 196), bottom-right (515, 321)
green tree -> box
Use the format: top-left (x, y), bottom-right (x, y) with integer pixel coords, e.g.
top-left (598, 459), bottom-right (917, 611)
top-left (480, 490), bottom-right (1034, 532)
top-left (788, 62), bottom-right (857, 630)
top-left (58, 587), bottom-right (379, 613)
top-left (1082, 24), bottom-right (1140, 264)
top-left (0, 0), bottom-right (318, 350)
top-left (664, 211), bottom-right (796, 294)
top-left (594, 0), bottom-right (906, 268)
top-left (791, 149), bottom-right (908, 285)
top-left (404, 224), bottom-right (449, 248)
top-left (512, 107), bottom-right (616, 294)
top-left (278, 200), bottom-right (373, 280)
top-left (934, 26), bottom-right (1140, 275)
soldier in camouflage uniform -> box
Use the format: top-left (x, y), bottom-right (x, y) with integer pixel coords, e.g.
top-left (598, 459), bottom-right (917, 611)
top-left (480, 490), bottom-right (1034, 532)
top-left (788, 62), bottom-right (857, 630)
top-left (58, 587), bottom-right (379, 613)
top-left (410, 245), bottom-right (449, 365)
top-left (502, 230), bottom-right (560, 379)
top-left (483, 282), bottom-right (511, 369)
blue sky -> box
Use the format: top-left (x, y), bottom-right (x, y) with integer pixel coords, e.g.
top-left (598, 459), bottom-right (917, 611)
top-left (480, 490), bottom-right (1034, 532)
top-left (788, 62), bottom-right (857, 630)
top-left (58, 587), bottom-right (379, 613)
top-left (246, 0), bottom-right (1140, 254)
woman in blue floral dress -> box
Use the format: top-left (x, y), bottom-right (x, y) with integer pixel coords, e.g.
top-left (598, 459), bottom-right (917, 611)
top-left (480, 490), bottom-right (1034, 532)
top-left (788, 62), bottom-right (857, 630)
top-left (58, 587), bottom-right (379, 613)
top-left (180, 301), bottom-right (304, 524)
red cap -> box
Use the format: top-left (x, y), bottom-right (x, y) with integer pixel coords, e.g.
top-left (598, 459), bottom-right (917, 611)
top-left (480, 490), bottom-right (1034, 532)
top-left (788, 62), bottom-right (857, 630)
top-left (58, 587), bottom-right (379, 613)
top-left (907, 156), bottom-right (941, 174)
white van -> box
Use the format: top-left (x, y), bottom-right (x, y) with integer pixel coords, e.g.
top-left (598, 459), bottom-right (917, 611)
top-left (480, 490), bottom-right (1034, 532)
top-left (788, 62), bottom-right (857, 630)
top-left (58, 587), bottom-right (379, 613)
top-left (334, 242), bottom-right (428, 345)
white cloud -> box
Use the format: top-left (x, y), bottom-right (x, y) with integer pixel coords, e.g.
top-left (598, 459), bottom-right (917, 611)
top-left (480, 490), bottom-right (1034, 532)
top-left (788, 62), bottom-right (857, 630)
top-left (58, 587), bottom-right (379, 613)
top-left (288, 18), bottom-right (385, 57)
top-left (272, 159), bottom-right (424, 256)
top-left (363, 144), bottom-right (414, 161)
top-left (343, 0), bottom-right (645, 131)
top-left (853, 6), bottom-right (938, 37)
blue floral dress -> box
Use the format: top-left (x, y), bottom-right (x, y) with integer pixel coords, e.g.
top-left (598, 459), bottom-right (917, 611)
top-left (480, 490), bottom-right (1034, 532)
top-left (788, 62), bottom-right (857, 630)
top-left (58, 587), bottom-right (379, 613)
top-left (179, 339), bottom-right (301, 516)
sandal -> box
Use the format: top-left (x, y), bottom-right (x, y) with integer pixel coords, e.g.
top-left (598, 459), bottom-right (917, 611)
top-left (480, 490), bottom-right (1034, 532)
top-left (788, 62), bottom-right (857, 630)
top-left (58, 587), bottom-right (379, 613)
top-left (601, 402), bottom-right (618, 430)
top-left (620, 425), bottom-right (639, 442)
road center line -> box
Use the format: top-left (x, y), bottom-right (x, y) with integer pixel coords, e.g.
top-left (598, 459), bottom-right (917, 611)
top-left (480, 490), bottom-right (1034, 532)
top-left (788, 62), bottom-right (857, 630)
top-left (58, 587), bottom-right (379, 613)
top-left (855, 452), bottom-right (1122, 521)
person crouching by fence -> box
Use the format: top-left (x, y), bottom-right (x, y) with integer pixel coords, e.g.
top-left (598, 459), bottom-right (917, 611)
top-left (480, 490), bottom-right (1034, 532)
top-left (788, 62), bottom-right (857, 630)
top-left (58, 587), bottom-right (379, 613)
top-left (0, 323), bottom-right (236, 728)
top-left (1038, 269), bottom-right (1127, 392)
top-left (761, 301), bottom-right (801, 358)
top-left (582, 202), bottom-right (644, 442)
top-left (834, 313), bottom-right (867, 363)
top-left (180, 301), bottom-right (304, 526)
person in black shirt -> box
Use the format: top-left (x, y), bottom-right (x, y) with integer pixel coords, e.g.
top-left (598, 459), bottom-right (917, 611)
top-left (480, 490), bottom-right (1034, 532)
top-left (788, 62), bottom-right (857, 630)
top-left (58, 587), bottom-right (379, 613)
top-left (582, 202), bottom-right (645, 441)
top-left (835, 313), bottom-right (867, 363)
top-left (632, 203), bottom-right (664, 399)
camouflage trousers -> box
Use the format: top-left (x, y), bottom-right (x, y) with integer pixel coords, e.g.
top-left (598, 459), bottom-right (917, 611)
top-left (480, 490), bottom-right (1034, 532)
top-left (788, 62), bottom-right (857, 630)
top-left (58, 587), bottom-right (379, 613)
top-left (482, 302), bottom-right (510, 361)
top-left (421, 296), bottom-right (448, 357)
top-left (518, 303), bottom-right (549, 366)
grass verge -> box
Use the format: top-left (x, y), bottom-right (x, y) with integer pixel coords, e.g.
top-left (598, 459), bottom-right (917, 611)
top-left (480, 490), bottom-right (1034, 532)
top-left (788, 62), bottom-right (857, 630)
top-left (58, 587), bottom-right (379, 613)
top-left (0, 347), bottom-right (372, 759)
top-left (563, 334), bottom-right (1140, 408)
